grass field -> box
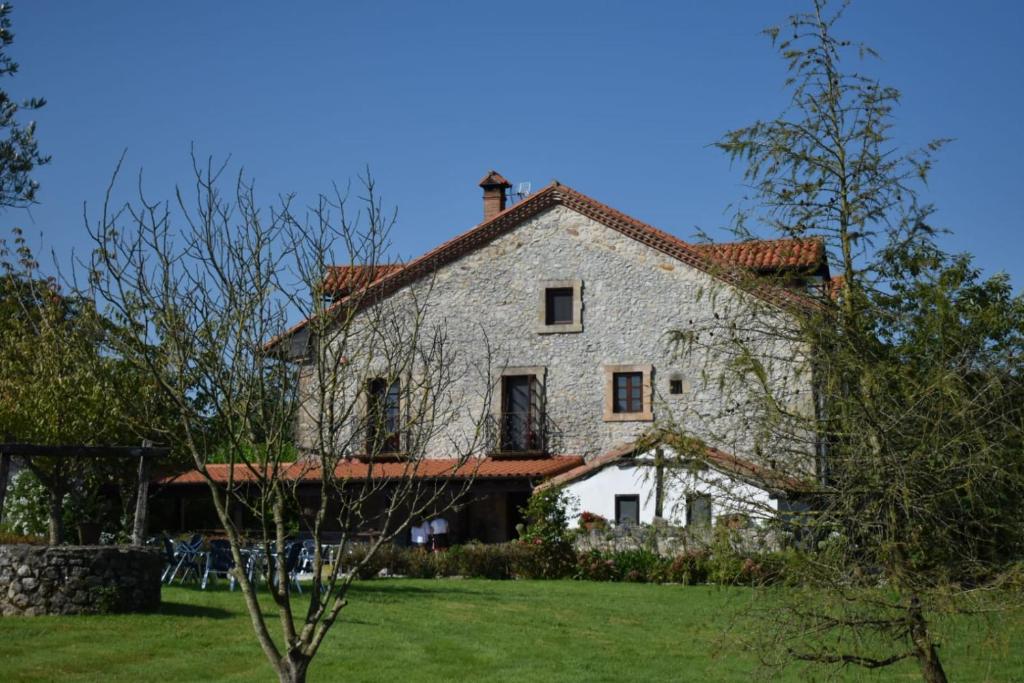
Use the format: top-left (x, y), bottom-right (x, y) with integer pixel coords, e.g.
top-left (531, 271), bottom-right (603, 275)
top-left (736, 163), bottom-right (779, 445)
top-left (0, 579), bottom-right (1021, 682)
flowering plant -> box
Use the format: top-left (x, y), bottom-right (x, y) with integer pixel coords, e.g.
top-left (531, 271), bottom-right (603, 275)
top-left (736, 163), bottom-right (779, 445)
top-left (578, 511), bottom-right (608, 529)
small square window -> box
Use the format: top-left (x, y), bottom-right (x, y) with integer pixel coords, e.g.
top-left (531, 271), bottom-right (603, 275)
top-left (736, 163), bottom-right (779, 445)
top-left (615, 494), bottom-right (640, 526)
top-left (669, 379), bottom-right (683, 395)
top-left (536, 279), bottom-right (582, 333)
top-left (544, 288), bottom-right (574, 325)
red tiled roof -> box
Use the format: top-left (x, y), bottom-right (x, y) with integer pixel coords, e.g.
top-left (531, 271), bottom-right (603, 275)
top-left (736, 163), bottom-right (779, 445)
top-left (322, 240), bottom-right (821, 299)
top-left (691, 238), bottom-right (825, 273)
top-left (322, 263), bottom-right (404, 298)
top-left (267, 182), bottom-right (823, 350)
top-left (536, 434), bottom-right (809, 494)
top-left (825, 275), bottom-right (846, 301)
top-left (157, 455), bottom-right (584, 486)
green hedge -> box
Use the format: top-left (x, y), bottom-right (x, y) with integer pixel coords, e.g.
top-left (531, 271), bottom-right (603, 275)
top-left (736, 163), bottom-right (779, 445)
top-left (343, 540), bottom-right (798, 586)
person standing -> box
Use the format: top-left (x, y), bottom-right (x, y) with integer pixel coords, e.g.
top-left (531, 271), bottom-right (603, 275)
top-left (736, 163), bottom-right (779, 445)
top-left (410, 520), bottom-right (429, 551)
top-left (429, 516), bottom-right (449, 551)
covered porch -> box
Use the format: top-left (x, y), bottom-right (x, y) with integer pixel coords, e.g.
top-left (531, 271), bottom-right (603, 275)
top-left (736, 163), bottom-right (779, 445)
top-left (149, 456), bottom-right (582, 545)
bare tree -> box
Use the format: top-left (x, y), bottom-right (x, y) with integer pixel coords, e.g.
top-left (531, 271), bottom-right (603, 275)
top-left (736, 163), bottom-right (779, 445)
top-left (86, 152), bottom-right (492, 683)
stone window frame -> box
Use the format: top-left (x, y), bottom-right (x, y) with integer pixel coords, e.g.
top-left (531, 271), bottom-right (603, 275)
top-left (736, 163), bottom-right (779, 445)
top-left (365, 377), bottom-right (402, 455)
top-left (358, 372), bottom-right (413, 460)
top-left (602, 363), bottom-right (654, 422)
top-left (490, 366), bottom-right (547, 456)
top-left (536, 279), bottom-right (583, 334)
top-left (490, 365), bottom-right (547, 418)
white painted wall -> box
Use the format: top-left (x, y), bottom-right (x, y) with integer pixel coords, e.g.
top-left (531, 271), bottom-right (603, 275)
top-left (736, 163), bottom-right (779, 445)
top-left (562, 447), bottom-right (781, 528)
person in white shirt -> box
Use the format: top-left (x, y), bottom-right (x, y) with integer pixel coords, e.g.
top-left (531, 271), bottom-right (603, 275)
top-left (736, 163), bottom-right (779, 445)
top-left (428, 516), bottom-right (449, 551)
top-left (410, 521), bottom-right (429, 551)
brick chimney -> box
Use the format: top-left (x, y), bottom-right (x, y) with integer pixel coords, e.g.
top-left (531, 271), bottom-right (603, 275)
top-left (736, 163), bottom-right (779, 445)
top-left (478, 170), bottom-right (512, 221)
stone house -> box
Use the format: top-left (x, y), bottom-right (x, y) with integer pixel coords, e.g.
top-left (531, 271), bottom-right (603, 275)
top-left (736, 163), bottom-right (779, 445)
top-left (157, 171), bottom-right (830, 541)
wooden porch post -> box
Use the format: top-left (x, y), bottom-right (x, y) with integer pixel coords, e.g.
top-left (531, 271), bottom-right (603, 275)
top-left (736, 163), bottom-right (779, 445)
top-left (131, 440), bottom-right (153, 545)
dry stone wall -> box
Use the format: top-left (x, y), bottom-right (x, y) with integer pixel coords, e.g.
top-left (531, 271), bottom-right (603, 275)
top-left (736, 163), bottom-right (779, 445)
top-left (0, 544), bottom-right (162, 616)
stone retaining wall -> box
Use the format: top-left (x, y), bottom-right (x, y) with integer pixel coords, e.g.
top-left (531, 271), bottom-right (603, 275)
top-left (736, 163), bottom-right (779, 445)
top-left (0, 544), bottom-right (162, 616)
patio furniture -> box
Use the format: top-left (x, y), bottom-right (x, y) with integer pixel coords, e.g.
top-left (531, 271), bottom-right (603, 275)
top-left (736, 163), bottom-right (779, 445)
top-left (160, 536), bottom-right (177, 583)
top-left (201, 539), bottom-right (236, 590)
top-left (278, 542), bottom-right (303, 594)
top-left (166, 534), bottom-right (204, 584)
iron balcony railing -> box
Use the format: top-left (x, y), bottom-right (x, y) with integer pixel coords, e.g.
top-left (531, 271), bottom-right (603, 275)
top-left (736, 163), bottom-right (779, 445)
top-left (484, 411), bottom-right (563, 456)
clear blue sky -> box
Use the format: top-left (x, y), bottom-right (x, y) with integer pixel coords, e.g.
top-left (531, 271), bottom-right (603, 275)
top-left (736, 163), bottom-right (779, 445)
top-left (8, 1), bottom-right (1024, 288)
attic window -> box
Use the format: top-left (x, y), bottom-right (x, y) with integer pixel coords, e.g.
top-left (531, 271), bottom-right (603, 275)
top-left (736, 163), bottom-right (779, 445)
top-left (669, 379), bottom-right (683, 395)
top-left (545, 288), bottom-right (573, 325)
top-left (536, 279), bottom-right (583, 334)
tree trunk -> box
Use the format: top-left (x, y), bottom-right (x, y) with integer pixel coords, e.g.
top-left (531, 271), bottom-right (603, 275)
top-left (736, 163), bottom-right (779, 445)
top-left (0, 453), bottom-right (11, 525)
top-left (47, 486), bottom-right (65, 545)
top-left (908, 596), bottom-right (947, 683)
top-left (277, 653), bottom-right (310, 683)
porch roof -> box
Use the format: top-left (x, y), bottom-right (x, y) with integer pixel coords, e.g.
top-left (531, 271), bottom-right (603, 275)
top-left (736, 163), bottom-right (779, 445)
top-left (157, 455), bottom-right (585, 486)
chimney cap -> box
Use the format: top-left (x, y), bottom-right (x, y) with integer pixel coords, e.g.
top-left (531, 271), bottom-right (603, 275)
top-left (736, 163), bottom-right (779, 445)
top-left (478, 170), bottom-right (512, 189)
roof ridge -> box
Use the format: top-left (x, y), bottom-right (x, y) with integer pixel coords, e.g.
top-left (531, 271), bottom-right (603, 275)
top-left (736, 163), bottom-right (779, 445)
top-left (266, 181), bottom-right (821, 349)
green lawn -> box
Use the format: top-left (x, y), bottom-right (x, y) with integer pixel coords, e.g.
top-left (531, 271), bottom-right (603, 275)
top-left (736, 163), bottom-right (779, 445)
top-left (0, 580), bottom-right (1020, 682)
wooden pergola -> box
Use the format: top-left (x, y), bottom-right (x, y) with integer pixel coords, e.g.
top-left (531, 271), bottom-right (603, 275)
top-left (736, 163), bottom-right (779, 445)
top-left (0, 442), bottom-right (170, 545)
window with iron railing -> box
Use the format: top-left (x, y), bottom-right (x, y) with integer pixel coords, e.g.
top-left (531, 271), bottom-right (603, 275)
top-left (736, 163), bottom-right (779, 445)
top-left (501, 375), bottom-right (540, 452)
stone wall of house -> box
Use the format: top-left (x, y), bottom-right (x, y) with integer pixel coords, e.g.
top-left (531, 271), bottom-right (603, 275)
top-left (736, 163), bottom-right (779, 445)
top-left (0, 545), bottom-right (162, 616)
top-left (298, 204), bottom-right (815, 468)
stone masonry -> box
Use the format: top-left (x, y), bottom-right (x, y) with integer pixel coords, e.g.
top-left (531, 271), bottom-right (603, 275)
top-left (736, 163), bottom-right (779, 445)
top-left (0, 544), bottom-right (162, 616)
top-left (297, 203), bottom-right (814, 466)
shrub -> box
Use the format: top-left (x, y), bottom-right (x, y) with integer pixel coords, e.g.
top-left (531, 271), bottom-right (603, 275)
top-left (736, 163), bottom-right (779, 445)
top-left (338, 538), bottom-right (796, 586)
top-left (1, 469), bottom-right (53, 537)
top-left (448, 542), bottom-right (515, 580)
top-left (343, 544), bottom-right (389, 580)
top-left (512, 488), bottom-right (578, 579)
top-left (665, 550), bottom-right (710, 585)
top-left (613, 549), bottom-right (666, 583)
top-left (575, 550), bottom-right (620, 581)
top-left (402, 549), bottom-right (441, 579)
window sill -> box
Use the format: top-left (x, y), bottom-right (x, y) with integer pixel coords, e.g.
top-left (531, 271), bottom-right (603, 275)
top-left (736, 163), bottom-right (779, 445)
top-left (602, 411), bottom-right (654, 423)
top-left (535, 322), bottom-right (583, 334)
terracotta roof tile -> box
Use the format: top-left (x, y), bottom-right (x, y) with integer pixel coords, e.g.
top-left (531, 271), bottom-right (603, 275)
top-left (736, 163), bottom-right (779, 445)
top-left (691, 238), bottom-right (824, 273)
top-left (825, 275), bottom-right (846, 301)
top-left (322, 263), bottom-right (404, 298)
top-left (157, 455), bottom-right (584, 486)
